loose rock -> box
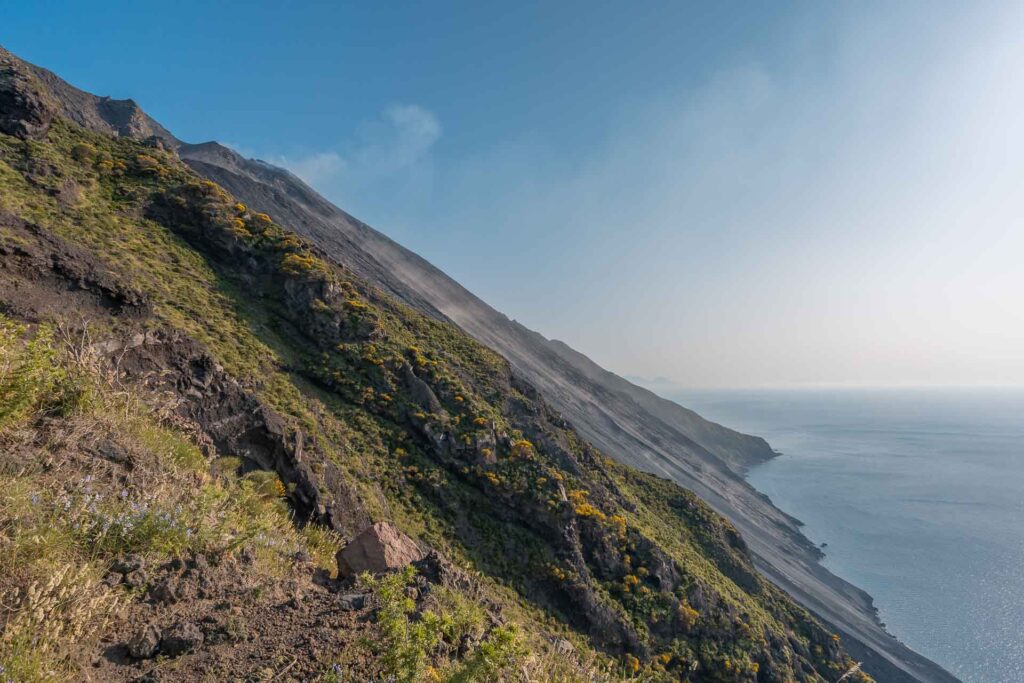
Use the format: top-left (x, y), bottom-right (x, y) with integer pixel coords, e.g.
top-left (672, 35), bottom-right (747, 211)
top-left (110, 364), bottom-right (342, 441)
top-left (127, 624), bottom-right (161, 659)
top-left (336, 593), bottom-right (367, 611)
top-left (161, 622), bottom-right (205, 658)
top-left (336, 521), bottom-right (424, 578)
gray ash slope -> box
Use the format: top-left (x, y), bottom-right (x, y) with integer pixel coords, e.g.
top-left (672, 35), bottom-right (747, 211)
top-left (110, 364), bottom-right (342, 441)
top-left (13, 47), bottom-right (957, 683)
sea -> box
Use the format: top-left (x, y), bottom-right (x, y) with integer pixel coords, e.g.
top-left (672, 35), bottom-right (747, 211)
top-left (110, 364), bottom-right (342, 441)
top-left (662, 387), bottom-right (1024, 683)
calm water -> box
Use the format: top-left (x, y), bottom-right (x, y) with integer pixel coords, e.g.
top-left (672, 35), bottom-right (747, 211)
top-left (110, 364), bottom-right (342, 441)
top-left (665, 387), bottom-right (1024, 683)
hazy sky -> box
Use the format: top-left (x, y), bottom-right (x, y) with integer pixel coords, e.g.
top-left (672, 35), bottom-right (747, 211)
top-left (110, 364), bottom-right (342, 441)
top-left (7, 1), bottom-right (1023, 387)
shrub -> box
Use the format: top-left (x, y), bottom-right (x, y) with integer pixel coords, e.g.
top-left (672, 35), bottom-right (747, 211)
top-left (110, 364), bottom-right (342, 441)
top-left (608, 514), bottom-right (628, 539)
top-left (70, 143), bottom-right (96, 162)
top-left (509, 439), bottom-right (534, 459)
top-left (360, 566), bottom-right (442, 682)
top-left (447, 626), bottom-right (524, 683)
top-left (229, 217), bottom-right (251, 238)
top-left (243, 469), bottom-right (288, 499)
top-left (357, 567), bottom-right (527, 683)
top-left (574, 502), bottom-right (606, 520)
top-left (678, 601), bottom-right (700, 630)
top-left (280, 252), bottom-right (328, 278)
top-left (0, 318), bottom-right (90, 431)
top-left (344, 298), bottom-right (369, 312)
top-left (134, 153), bottom-right (165, 177)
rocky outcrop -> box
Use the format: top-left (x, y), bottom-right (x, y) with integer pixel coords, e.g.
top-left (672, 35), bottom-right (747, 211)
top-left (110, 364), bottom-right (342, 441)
top-left (0, 48), bottom-right (55, 139)
top-left (110, 331), bottom-right (370, 537)
top-left (336, 522), bottom-right (425, 578)
top-left (0, 213), bottom-right (368, 538)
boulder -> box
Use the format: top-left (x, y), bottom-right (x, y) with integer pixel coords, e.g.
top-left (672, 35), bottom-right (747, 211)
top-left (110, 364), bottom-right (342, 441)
top-left (412, 550), bottom-right (472, 591)
top-left (401, 363), bottom-right (443, 414)
top-left (127, 624), bottom-right (161, 659)
top-left (336, 592), bottom-right (368, 611)
top-left (150, 577), bottom-right (180, 605)
top-left (161, 622), bottom-right (204, 658)
top-left (554, 638), bottom-right (576, 657)
top-left (336, 521), bottom-right (424, 578)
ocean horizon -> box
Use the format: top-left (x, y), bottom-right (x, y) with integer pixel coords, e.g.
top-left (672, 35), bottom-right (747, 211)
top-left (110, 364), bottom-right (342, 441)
top-left (663, 386), bottom-right (1024, 683)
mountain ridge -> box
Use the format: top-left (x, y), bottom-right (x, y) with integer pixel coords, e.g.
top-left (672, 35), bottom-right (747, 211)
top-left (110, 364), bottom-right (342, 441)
top-left (0, 45), bottom-right (957, 683)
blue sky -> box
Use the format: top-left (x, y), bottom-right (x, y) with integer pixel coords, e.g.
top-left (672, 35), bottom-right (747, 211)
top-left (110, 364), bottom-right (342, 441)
top-left (6, 1), bottom-right (1023, 387)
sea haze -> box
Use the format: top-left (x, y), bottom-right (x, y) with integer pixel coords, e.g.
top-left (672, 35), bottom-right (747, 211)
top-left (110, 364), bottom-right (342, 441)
top-left (663, 387), bottom-right (1024, 683)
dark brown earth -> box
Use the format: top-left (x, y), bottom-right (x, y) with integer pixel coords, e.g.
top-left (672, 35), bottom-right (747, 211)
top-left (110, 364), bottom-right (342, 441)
top-left (88, 552), bottom-right (367, 683)
top-left (0, 212), bottom-right (150, 322)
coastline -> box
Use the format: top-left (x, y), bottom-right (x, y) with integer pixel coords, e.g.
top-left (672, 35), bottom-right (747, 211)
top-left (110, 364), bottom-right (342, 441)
top-left (707, 387), bottom-right (1024, 682)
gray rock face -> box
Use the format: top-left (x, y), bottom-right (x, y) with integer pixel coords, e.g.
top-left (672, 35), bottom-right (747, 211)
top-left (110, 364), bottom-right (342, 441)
top-left (412, 550), bottom-right (473, 591)
top-left (401, 363), bottom-right (443, 414)
top-left (110, 331), bottom-right (371, 538)
top-left (0, 49), bottom-right (54, 140)
top-left (336, 522), bottom-right (425, 578)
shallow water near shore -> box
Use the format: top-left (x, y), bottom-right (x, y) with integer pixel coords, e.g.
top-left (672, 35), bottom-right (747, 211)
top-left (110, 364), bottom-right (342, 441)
top-left (664, 387), bottom-right (1024, 683)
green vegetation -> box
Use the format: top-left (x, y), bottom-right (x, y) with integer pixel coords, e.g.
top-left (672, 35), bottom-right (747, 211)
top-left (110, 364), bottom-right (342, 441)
top-left (0, 319), bottom-right (91, 429)
top-left (357, 566), bottom-right (524, 683)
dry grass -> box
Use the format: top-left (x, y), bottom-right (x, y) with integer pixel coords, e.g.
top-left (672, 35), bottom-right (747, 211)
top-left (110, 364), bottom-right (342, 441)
top-left (0, 564), bottom-right (121, 682)
top-left (0, 316), bottom-right (342, 680)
